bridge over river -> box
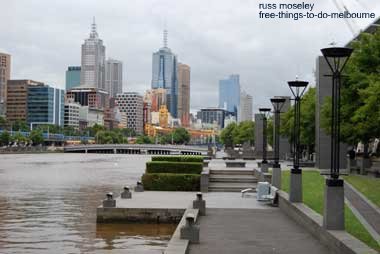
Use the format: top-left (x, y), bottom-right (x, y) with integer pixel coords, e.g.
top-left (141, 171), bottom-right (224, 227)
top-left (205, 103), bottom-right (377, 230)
top-left (64, 144), bottom-right (208, 155)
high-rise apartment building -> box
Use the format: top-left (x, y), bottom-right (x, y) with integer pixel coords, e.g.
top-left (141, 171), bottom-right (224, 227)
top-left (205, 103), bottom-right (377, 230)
top-left (81, 18), bottom-right (106, 89)
top-left (27, 84), bottom-right (64, 126)
top-left (151, 30), bottom-right (178, 118)
top-left (177, 63), bottom-right (190, 127)
top-left (0, 52), bottom-right (11, 115)
top-left (65, 66), bottom-right (81, 90)
top-left (116, 92), bottom-right (144, 134)
top-left (219, 74), bottom-right (240, 119)
top-left (6, 80), bottom-right (43, 123)
top-left (105, 58), bottom-right (123, 98)
top-left (239, 91), bottom-right (253, 122)
top-left (64, 99), bottom-right (80, 130)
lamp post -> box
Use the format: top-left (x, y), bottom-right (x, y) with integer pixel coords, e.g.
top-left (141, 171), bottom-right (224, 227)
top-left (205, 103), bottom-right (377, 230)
top-left (287, 80), bottom-right (308, 202)
top-left (270, 97), bottom-right (286, 188)
top-left (321, 46), bottom-right (353, 230)
top-left (259, 108), bottom-right (271, 173)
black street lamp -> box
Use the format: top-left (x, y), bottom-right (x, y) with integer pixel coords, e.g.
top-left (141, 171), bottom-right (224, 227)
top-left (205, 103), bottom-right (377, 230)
top-left (321, 47), bottom-right (353, 182)
top-left (270, 98), bottom-right (286, 168)
top-left (287, 80), bottom-right (308, 202)
top-left (321, 46), bottom-right (353, 230)
top-left (259, 108), bottom-right (271, 166)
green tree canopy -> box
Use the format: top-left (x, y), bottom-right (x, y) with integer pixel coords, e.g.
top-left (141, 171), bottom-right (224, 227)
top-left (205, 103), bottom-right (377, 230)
top-left (30, 129), bottom-right (44, 145)
top-left (233, 121), bottom-right (255, 145)
top-left (321, 32), bottom-right (380, 151)
top-left (281, 87), bottom-right (315, 152)
top-left (220, 122), bottom-right (237, 147)
top-left (172, 128), bottom-right (190, 144)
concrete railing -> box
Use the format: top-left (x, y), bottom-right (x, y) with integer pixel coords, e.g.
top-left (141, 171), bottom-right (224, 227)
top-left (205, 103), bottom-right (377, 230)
top-left (200, 169), bottom-right (210, 193)
top-left (277, 190), bottom-right (377, 254)
top-left (164, 208), bottom-right (199, 254)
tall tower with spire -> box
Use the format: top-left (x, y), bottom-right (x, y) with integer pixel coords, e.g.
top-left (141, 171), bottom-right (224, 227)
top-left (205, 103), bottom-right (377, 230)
top-left (151, 29), bottom-right (179, 118)
top-left (80, 17), bottom-right (106, 89)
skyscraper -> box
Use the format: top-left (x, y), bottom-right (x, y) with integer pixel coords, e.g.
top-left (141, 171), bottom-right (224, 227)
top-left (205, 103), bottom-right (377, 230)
top-left (177, 63), bottom-right (190, 127)
top-left (65, 66), bottom-right (81, 90)
top-left (239, 90), bottom-right (253, 122)
top-left (219, 74), bottom-right (240, 119)
top-left (0, 52), bottom-right (11, 115)
top-left (151, 30), bottom-right (178, 118)
top-left (80, 18), bottom-right (106, 89)
top-left (105, 58), bottom-right (123, 98)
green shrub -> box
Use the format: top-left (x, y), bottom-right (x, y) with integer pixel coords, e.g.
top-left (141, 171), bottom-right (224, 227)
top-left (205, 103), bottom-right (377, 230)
top-left (146, 161), bottom-right (202, 174)
top-left (142, 173), bottom-right (200, 191)
top-left (151, 155), bottom-right (204, 163)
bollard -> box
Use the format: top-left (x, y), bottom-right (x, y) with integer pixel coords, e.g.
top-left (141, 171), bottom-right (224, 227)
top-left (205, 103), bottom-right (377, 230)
top-left (134, 181), bottom-right (144, 192)
top-left (180, 213), bottom-right (200, 243)
top-left (193, 192), bottom-right (206, 215)
top-left (103, 192), bottom-right (116, 208)
top-left (121, 186), bottom-right (132, 199)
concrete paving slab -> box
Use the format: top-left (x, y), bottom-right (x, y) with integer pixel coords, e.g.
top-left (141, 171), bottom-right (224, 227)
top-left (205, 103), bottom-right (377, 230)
top-left (110, 191), bottom-right (273, 210)
top-left (189, 208), bottom-right (333, 254)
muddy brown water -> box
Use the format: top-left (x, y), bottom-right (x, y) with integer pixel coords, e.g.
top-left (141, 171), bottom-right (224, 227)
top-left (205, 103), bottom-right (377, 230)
top-left (0, 153), bottom-right (175, 254)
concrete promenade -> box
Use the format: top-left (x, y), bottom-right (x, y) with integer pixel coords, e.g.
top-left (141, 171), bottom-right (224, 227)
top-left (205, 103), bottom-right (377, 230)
top-left (189, 208), bottom-right (331, 254)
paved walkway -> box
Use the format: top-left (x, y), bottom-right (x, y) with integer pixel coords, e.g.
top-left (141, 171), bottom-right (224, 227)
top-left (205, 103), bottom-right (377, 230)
top-left (189, 208), bottom-right (331, 254)
top-left (113, 191), bottom-right (275, 210)
top-left (345, 182), bottom-right (380, 239)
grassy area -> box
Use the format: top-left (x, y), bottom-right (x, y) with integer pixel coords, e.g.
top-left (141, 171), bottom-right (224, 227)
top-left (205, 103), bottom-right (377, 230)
top-left (282, 170), bottom-right (380, 251)
top-left (343, 175), bottom-right (380, 208)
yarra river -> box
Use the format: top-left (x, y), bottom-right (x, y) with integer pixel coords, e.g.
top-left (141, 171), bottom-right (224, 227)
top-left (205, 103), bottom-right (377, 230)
top-left (0, 153), bottom-right (176, 254)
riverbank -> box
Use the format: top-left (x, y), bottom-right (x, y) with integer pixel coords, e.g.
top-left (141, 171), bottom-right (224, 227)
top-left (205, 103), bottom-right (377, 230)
top-left (0, 146), bottom-right (64, 154)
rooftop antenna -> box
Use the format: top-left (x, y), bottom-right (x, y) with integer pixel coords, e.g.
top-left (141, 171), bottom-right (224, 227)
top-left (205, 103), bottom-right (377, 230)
top-left (91, 16), bottom-right (98, 38)
top-left (163, 29), bottom-right (168, 48)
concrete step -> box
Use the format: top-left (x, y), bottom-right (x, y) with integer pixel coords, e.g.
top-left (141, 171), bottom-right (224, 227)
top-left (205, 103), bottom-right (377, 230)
top-left (209, 182), bottom-right (257, 192)
top-left (209, 175), bottom-right (257, 183)
top-left (209, 186), bottom-right (257, 192)
top-left (210, 169), bottom-right (254, 175)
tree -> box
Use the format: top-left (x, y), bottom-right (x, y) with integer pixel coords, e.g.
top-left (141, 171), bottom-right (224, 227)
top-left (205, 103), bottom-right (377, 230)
top-left (0, 131), bottom-right (10, 146)
top-left (220, 122), bottom-right (237, 147)
top-left (232, 121), bottom-right (255, 145)
top-left (321, 31), bottom-right (380, 156)
top-left (12, 120), bottom-right (29, 132)
top-left (136, 135), bottom-right (154, 144)
top-left (281, 87), bottom-right (316, 154)
top-left (30, 129), bottom-right (44, 145)
top-left (172, 128), bottom-right (190, 144)
top-left (0, 116), bottom-right (7, 130)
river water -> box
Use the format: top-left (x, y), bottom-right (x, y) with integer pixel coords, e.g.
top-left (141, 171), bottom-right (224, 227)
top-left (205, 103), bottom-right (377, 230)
top-left (0, 153), bottom-right (176, 254)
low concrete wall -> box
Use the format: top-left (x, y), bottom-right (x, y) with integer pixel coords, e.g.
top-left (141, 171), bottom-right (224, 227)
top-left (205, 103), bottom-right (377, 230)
top-left (165, 208), bottom-right (199, 254)
top-left (97, 207), bottom-right (185, 223)
top-left (278, 190), bottom-right (377, 254)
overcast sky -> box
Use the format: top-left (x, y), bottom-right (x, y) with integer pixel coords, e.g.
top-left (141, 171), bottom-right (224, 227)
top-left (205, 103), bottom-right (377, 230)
top-left (1, 0), bottom-right (379, 113)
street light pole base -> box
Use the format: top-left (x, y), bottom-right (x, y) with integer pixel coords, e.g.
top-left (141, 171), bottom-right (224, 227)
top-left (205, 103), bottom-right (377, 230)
top-left (323, 178), bottom-right (345, 230)
top-left (289, 169), bottom-right (302, 203)
top-left (272, 163), bottom-right (281, 188)
top-left (261, 162), bottom-right (269, 173)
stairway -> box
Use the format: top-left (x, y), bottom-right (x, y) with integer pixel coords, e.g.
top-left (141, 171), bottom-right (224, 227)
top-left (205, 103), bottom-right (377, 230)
top-left (209, 169), bottom-right (258, 192)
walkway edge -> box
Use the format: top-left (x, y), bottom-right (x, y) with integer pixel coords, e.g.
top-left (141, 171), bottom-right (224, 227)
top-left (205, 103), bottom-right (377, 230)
top-left (164, 208), bottom-right (199, 254)
top-left (345, 181), bottom-right (380, 216)
top-left (278, 190), bottom-right (377, 254)
top-left (345, 198), bottom-right (380, 244)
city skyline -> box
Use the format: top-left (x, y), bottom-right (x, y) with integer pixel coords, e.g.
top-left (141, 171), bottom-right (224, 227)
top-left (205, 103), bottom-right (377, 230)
top-left (1, 0), bottom-right (380, 113)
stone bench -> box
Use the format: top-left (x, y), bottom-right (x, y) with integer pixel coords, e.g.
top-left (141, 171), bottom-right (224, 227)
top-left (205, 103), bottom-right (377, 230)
top-left (225, 161), bottom-right (246, 168)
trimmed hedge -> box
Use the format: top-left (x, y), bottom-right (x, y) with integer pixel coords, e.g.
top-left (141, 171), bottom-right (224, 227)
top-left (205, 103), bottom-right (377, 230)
top-left (151, 155), bottom-right (204, 163)
top-left (146, 161), bottom-right (202, 174)
top-left (142, 173), bottom-right (200, 191)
